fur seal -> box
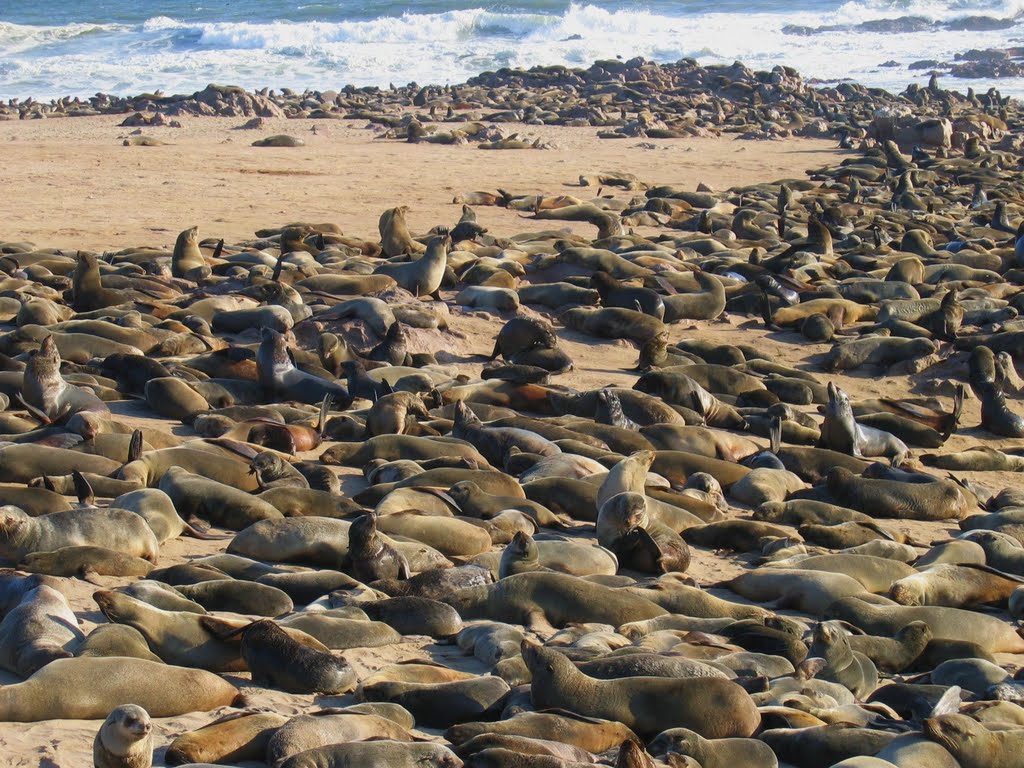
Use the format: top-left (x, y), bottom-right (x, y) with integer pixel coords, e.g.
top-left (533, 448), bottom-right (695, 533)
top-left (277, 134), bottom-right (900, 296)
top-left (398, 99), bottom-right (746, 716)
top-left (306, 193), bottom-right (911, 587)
top-left (94, 704), bottom-right (152, 768)
top-left (266, 708), bottom-right (416, 767)
top-left (375, 232), bottom-right (451, 297)
top-left (227, 619), bottom-right (357, 694)
top-left (277, 740), bottom-right (462, 768)
top-left (0, 584), bottom-right (82, 678)
top-left (165, 711), bottom-right (289, 767)
top-left (443, 572), bottom-right (666, 632)
top-left (22, 335), bottom-right (110, 423)
top-left (522, 640), bottom-right (759, 738)
top-left (0, 656), bottom-right (239, 720)
top-left (825, 467), bottom-right (970, 521)
top-left (561, 307), bottom-right (665, 344)
top-left (597, 492), bottom-right (691, 574)
top-left (348, 513), bottom-right (411, 582)
top-left (924, 713), bottom-right (1024, 768)
top-left (820, 383), bottom-right (909, 462)
top-left (0, 505), bottom-right (159, 563)
top-left (257, 328), bottom-right (351, 407)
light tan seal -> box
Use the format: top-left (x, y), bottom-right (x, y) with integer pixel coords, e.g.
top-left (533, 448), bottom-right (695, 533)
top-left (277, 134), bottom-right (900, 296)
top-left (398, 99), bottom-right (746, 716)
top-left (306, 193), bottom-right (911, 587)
top-left (924, 713), bottom-right (1024, 768)
top-left (0, 656), bottom-right (240, 720)
top-left (94, 704), bottom-right (153, 768)
top-left (522, 640), bottom-right (759, 739)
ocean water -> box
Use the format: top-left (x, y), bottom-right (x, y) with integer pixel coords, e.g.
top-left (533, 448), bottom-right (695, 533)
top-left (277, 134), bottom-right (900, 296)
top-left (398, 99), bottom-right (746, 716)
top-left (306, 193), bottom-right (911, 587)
top-left (2, 0), bottom-right (1024, 100)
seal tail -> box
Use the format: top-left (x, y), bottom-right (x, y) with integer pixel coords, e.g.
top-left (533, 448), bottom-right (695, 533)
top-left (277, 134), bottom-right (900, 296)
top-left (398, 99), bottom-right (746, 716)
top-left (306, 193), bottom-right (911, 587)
top-left (127, 429), bottom-right (144, 463)
top-left (72, 470), bottom-right (95, 508)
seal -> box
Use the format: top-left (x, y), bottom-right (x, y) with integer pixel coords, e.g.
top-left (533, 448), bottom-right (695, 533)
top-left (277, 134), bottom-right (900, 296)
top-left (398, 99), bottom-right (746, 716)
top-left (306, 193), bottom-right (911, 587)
top-left (888, 564), bottom-right (1022, 608)
top-left (805, 620), bottom-right (878, 699)
top-left (374, 232), bottom-right (451, 297)
top-left (0, 656), bottom-right (240, 721)
top-left (826, 596), bottom-right (1024, 653)
top-left (596, 492), bottom-right (690, 574)
top-left (348, 513), bottom-right (411, 582)
top-left (443, 571), bottom-right (665, 633)
top-left (446, 711), bottom-right (638, 754)
top-left (277, 741), bottom-right (462, 768)
top-left (165, 711), bottom-right (289, 767)
top-left (924, 713), bottom-right (1024, 768)
top-left (21, 334), bottom-right (110, 423)
top-left (0, 584), bottom-right (82, 678)
top-left (825, 467), bottom-right (970, 521)
top-left (74, 624), bottom-right (164, 663)
top-left (257, 328), bottom-right (351, 407)
top-left (21, 546), bottom-right (154, 580)
top-left (379, 205), bottom-right (427, 257)
top-left (820, 382), bottom-right (909, 462)
top-left (522, 640), bottom-right (759, 739)
top-left (172, 225), bottom-right (207, 279)
top-left (222, 619), bottom-right (357, 694)
top-left (94, 705), bottom-right (152, 768)
top-left (0, 505), bottom-right (159, 563)
top-left (648, 728), bottom-right (779, 768)
top-left (265, 707), bottom-right (418, 767)
top-left (560, 307), bottom-right (665, 344)
top-left (361, 675), bottom-right (511, 728)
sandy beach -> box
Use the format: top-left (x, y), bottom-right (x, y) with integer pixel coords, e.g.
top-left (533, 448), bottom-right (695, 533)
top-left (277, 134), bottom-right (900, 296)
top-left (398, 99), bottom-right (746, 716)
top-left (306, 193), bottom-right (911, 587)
top-left (0, 116), bottom-right (842, 250)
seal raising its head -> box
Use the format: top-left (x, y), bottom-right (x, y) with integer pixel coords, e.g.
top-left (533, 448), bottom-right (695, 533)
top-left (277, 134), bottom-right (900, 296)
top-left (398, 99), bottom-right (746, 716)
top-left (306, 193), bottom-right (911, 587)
top-left (93, 704), bottom-right (153, 768)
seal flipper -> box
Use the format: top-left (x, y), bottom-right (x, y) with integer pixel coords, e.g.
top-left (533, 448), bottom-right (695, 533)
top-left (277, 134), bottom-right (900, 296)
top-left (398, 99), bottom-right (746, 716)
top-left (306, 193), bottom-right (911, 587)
top-left (946, 383), bottom-right (966, 439)
top-left (72, 470), bottom-right (95, 508)
top-left (211, 239), bottom-right (224, 259)
top-left (16, 392), bottom-right (52, 425)
top-left (316, 395), bottom-right (332, 438)
top-left (127, 429), bottom-right (144, 463)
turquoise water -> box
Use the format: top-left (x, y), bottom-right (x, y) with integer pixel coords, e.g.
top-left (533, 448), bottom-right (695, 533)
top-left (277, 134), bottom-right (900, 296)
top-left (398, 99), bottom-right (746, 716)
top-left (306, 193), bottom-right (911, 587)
top-left (2, 0), bottom-right (1023, 98)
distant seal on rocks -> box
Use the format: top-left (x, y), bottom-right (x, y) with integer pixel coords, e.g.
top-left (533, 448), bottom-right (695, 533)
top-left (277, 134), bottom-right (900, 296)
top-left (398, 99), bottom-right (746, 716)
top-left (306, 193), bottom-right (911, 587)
top-left (94, 704), bottom-right (153, 768)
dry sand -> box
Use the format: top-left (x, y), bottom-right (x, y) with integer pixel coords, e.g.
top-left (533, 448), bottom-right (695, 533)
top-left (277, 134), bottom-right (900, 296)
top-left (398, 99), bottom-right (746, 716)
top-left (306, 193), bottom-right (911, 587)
top-left (0, 117), bottom-right (1018, 766)
top-left (0, 115), bottom-right (841, 250)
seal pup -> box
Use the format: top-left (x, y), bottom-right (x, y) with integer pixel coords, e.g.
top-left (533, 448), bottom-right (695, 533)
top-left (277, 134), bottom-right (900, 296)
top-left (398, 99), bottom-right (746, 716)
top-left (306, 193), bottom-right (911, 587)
top-left (94, 704), bottom-right (152, 768)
